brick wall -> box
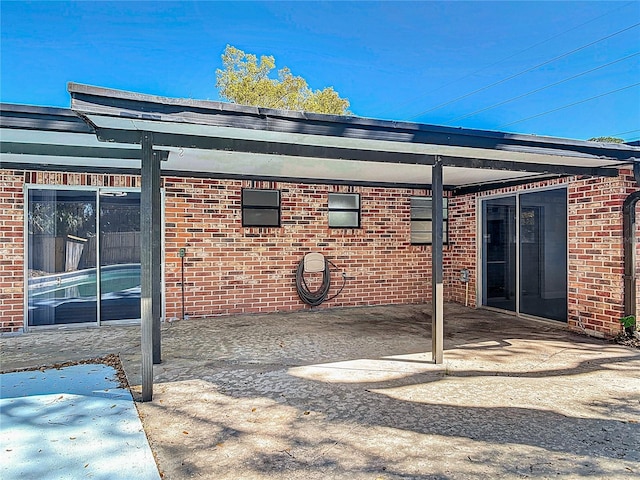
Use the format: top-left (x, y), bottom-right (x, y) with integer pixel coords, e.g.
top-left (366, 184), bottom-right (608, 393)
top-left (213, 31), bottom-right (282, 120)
top-left (637, 191), bottom-right (640, 320)
top-left (0, 170), bottom-right (24, 333)
top-left (163, 178), bottom-right (434, 319)
top-left (1, 170), bottom-right (438, 329)
top-left (3, 167), bottom-right (638, 337)
top-left (567, 170), bottom-right (638, 337)
top-left (446, 193), bottom-right (477, 306)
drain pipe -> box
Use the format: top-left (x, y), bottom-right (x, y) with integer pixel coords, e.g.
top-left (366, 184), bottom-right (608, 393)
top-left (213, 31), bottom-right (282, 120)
top-left (623, 161), bottom-right (640, 318)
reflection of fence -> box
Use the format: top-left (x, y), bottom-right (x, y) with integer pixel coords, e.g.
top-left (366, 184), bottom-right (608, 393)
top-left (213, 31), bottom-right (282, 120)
top-left (30, 232), bottom-right (140, 273)
top-left (29, 235), bottom-right (65, 273)
top-left (97, 232), bottom-right (140, 266)
top-left (65, 235), bottom-right (87, 271)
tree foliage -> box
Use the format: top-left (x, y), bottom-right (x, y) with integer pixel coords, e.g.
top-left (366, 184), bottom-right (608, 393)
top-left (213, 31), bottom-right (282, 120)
top-left (215, 45), bottom-right (350, 115)
top-left (588, 136), bottom-right (624, 143)
top-left (29, 201), bottom-right (95, 238)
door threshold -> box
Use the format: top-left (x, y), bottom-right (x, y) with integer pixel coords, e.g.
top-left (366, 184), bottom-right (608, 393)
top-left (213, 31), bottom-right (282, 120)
top-left (479, 306), bottom-right (568, 329)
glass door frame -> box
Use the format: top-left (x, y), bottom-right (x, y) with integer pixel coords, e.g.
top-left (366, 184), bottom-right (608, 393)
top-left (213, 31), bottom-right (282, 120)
top-left (476, 185), bottom-right (569, 321)
top-left (480, 195), bottom-right (517, 312)
top-left (23, 184), bottom-right (158, 331)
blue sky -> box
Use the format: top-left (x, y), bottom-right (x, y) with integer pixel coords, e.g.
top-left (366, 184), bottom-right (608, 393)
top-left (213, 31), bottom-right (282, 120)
top-left (1, 1), bottom-right (639, 141)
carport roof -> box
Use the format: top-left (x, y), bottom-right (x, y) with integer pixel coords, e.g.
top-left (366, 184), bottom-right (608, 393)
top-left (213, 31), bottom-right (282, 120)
top-left (2, 82), bottom-right (639, 192)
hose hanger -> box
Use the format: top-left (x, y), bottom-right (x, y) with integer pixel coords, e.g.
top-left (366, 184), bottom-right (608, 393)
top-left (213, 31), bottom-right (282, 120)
top-left (296, 252), bottom-right (346, 307)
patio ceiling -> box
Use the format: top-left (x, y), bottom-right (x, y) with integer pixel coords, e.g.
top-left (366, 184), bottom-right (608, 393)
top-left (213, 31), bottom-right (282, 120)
top-left (2, 85), bottom-right (638, 192)
top-left (64, 83), bottom-right (638, 192)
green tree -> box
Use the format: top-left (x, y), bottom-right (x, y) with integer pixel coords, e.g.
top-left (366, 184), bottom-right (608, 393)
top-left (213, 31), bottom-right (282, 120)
top-left (588, 136), bottom-right (624, 143)
top-left (215, 45), bottom-right (350, 115)
top-left (29, 201), bottom-right (95, 238)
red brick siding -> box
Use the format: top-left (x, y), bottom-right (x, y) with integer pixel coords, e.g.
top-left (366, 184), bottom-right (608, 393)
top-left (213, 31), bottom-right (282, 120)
top-left (2, 167), bottom-right (638, 338)
top-left (0, 170), bottom-right (25, 333)
top-left (21, 171), bottom-right (141, 188)
top-left (567, 172), bottom-right (635, 337)
top-left (163, 178), bottom-right (434, 319)
top-left (446, 194), bottom-right (477, 306)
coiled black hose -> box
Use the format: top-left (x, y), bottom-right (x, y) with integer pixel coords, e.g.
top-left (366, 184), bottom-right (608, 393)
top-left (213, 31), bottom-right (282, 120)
top-left (295, 257), bottom-right (346, 307)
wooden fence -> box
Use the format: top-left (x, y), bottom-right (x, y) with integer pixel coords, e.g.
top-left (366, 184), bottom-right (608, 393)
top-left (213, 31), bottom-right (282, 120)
top-left (29, 232), bottom-right (140, 273)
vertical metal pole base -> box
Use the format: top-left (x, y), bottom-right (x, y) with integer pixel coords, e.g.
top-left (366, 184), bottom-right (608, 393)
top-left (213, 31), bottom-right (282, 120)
top-left (432, 283), bottom-right (444, 364)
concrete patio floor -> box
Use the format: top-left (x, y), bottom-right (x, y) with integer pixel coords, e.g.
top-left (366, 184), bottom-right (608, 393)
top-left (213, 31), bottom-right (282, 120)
top-left (1, 303), bottom-right (639, 479)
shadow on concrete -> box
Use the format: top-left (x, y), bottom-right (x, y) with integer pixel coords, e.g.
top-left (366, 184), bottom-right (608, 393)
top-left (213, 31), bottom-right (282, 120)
top-left (132, 304), bottom-right (639, 479)
top-left (2, 303), bottom-right (639, 479)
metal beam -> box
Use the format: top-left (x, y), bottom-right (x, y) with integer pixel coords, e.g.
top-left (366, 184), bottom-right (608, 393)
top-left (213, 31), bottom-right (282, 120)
top-left (440, 156), bottom-right (620, 177)
top-left (452, 175), bottom-right (565, 196)
top-left (160, 169), bottom-right (443, 190)
top-left (96, 127), bottom-right (619, 177)
top-left (0, 141), bottom-right (149, 160)
top-left (431, 156), bottom-right (444, 364)
top-left (140, 131), bottom-right (162, 401)
top-left (0, 162), bottom-right (141, 176)
top-left (95, 127), bottom-right (436, 165)
top-left (93, 127), bottom-right (623, 177)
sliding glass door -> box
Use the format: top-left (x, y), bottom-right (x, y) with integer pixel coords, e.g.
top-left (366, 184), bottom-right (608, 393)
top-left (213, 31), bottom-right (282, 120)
top-left (99, 191), bottom-right (141, 322)
top-left (519, 189), bottom-right (567, 321)
top-left (27, 189), bottom-right (98, 326)
top-left (482, 196), bottom-right (516, 312)
top-left (481, 188), bottom-right (567, 322)
top-left (27, 187), bottom-right (142, 327)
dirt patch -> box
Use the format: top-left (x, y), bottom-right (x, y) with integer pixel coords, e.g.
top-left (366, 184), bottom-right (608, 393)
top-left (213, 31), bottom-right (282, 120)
top-left (615, 334), bottom-right (640, 348)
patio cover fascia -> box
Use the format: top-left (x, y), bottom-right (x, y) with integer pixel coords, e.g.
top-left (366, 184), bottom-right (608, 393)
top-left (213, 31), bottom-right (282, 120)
top-left (28, 82), bottom-right (638, 402)
top-left (0, 103), bottom-right (172, 168)
top-left (66, 83), bottom-right (639, 191)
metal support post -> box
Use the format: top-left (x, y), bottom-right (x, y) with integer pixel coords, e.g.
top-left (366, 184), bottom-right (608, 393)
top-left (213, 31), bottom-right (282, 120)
top-left (151, 152), bottom-right (162, 365)
top-left (431, 156), bottom-right (444, 364)
top-left (140, 131), bottom-right (161, 401)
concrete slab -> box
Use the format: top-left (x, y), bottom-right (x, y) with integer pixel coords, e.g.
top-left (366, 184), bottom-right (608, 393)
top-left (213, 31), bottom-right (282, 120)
top-left (0, 363), bottom-right (160, 480)
top-left (1, 304), bottom-right (639, 479)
